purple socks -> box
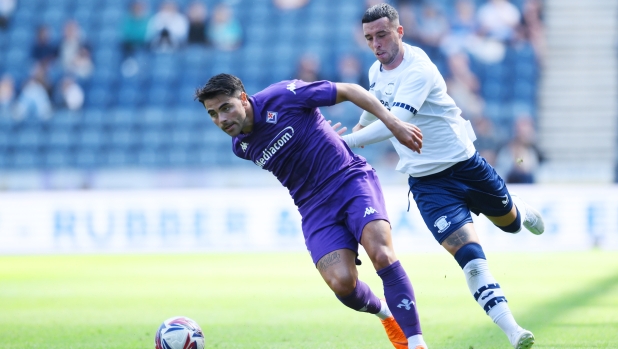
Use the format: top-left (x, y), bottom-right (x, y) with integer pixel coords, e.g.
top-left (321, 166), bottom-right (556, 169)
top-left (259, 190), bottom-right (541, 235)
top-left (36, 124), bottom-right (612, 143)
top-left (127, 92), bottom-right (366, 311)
top-left (377, 260), bottom-right (422, 337)
top-left (336, 279), bottom-right (382, 314)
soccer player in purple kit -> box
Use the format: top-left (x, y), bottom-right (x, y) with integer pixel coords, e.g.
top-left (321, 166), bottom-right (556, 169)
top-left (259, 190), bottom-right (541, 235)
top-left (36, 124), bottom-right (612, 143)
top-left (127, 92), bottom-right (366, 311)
top-left (195, 73), bottom-right (428, 349)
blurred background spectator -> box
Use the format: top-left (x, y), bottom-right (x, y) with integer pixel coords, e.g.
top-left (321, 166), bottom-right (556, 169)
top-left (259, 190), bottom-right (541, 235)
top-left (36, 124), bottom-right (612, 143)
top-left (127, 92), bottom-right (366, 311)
top-left (0, 74), bottom-right (16, 117)
top-left (15, 64), bottom-right (53, 121)
top-left (31, 25), bottom-right (58, 67)
top-left (0, 0), bottom-right (549, 189)
top-left (495, 115), bottom-right (543, 183)
top-left (54, 76), bottom-right (84, 111)
top-left (294, 53), bottom-right (323, 82)
top-left (147, 1), bottom-right (189, 52)
top-left (477, 0), bottom-right (521, 42)
top-left (336, 54), bottom-right (368, 87)
top-left (208, 3), bottom-right (242, 51)
top-left (415, 4), bottom-right (449, 60)
top-left (273, 0), bottom-right (310, 11)
top-left (121, 1), bottom-right (150, 58)
top-left (0, 0), bottom-right (15, 29)
top-left (59, 20), bottom-right (93, 79)
top-left (186, 1), bottom-right (210, 46)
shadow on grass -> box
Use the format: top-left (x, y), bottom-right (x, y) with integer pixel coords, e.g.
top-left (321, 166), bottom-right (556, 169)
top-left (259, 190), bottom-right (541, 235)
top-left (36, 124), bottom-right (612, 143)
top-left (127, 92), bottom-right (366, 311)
top-left (448, 269), bottom-right (618, 348)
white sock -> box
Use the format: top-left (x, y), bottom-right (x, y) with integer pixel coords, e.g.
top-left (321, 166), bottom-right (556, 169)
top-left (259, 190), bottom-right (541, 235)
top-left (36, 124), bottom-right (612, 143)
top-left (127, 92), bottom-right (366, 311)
top-left (375, 299), bottom-right (392, 320)
top-left (463, 258), bottom-right (520, 337)
top-left (407, 334), bottom-right (426, 348)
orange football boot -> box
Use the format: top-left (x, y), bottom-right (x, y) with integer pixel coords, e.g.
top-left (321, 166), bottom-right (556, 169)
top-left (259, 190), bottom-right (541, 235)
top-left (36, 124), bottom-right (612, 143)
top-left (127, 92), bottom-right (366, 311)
top-left (380, 316), bottom-right (408, 349)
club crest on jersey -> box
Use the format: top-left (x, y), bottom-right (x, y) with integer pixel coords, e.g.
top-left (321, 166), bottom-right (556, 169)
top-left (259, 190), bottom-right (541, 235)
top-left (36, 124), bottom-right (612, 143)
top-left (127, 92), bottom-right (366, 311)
top-left (385, 82), bottom-right (395, 95)
top-left (434, 215), bottom-right (451, 234)
top-left (266, 111), bottom-right (278, 124)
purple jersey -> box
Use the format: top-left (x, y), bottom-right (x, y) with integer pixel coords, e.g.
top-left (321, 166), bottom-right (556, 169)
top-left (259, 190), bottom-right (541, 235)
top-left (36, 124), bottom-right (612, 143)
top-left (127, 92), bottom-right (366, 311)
top-left (232, 80), bottom-right (370, 207)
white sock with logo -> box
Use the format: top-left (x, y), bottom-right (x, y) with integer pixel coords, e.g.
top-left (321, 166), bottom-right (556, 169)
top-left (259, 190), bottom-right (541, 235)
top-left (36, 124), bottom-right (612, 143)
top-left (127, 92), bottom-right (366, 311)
top-left (375, 299), bottom-right (392, 320)
top-left (463, 258), bottom-right (520, 337)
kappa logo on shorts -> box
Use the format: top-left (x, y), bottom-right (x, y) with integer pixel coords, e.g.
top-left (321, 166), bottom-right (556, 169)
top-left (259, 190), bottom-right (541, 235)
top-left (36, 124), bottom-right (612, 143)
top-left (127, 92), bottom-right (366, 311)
top-left (364, 207), bottom-right (377, 217)
top-left (434, 215), bottom-right (451, 234)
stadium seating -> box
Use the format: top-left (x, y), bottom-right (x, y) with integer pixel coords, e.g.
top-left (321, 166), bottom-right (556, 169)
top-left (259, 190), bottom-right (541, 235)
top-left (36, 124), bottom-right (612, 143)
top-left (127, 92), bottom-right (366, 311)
top-left (0, 0), bottom-right (540, 170)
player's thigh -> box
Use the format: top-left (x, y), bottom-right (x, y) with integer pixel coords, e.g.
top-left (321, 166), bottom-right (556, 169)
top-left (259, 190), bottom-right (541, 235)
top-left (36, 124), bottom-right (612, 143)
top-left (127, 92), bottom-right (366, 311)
top-left (440, 222), bottom-right (480, 256)
top-left (359, 219), bottom-right (397, 270)
top-left (316, 248), bottom-right (359, 296)
top-left (409, 176), bottom-right (473, 245)
top-left (342, 169), bottom-right (391, 242)
top-left (454, 152), bottom-right (515, 220)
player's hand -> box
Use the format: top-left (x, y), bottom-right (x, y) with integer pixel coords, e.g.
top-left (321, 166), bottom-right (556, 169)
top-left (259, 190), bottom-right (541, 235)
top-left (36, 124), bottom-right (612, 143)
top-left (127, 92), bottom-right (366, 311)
top-left (352, 123), bottom-right (365, 133)
top-left (327, 120), bottom-right (347, 136)
top-left (390, 120), bottom-right (423, 153)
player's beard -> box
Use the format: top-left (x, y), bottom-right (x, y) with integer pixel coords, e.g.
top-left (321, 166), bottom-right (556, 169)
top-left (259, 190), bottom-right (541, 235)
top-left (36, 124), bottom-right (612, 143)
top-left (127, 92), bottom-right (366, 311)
top-left (378, 45), bottom-right (400, 66)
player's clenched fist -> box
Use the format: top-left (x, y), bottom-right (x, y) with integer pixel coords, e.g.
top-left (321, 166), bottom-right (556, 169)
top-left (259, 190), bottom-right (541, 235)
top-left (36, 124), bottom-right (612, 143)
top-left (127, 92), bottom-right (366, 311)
top-left (389, 120), bottom-right (422, 154)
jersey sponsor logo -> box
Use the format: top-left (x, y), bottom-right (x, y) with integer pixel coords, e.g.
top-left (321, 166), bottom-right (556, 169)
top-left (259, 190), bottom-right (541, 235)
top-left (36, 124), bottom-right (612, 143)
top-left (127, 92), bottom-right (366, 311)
top-left (392, 102), bottom-right (418, 115)
top-left (266, 111), bottom-right (278, 124)
top-left (434, 215), bottom-right (451, 234)
top-left (286, 82), bottom-right (297, 95)
top-left (254, 126), bottom-right (295, 168)
top-left (502, 194), bottom-right (509, 207)
top-left (384, 82), bottom-right (395, 95)
top-left (364, 207), bottom-right (377, 217)
top-left (397, 298), bottom-right (415, 310)
top-left (240, 142), bottom-right (249, 152)
top-left (369, 82), bottom-right (375, 90)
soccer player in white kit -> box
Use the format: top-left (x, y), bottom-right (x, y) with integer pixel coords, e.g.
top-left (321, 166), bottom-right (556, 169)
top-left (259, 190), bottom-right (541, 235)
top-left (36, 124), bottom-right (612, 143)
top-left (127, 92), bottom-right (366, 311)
top-left (339, 4), bottom-right (544, 349)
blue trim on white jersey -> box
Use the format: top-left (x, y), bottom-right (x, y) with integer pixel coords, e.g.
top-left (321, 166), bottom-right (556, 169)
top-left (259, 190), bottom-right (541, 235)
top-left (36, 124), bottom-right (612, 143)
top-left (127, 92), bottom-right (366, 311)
top-left (392, 102), bottom-right (418, 115)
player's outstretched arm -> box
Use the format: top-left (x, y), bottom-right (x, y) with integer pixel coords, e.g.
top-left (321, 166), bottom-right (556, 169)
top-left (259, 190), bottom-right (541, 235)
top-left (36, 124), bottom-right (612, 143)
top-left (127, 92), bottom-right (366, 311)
top-left (334, 83), bottom-right (422, 153)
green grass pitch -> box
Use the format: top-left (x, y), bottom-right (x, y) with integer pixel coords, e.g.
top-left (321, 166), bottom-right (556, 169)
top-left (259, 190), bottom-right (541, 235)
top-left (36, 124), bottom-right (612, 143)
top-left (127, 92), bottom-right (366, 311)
top-left (1, 251), bottom-right (617, 348)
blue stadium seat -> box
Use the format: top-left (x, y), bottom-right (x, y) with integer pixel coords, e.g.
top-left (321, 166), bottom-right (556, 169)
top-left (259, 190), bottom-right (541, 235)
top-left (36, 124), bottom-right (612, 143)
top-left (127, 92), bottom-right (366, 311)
top-left (140, 127), bottom-right (167, 149)
top-left (103, 147), bottom-right (136, 167)
top-left (41, 7), bottom-right (68, 27)
top-left (146, 86), bottom-right (175, 107)
top-left (168, 146), bottom-right (191, 166)
top-left (110, 108), bottom-right (138, 127)
top-left (86, 85), bottom-right (113, 109)
top-left (74, 148), bottom-right (99, 168)
top-left (14, 127), bottom-right (42, 150)
top-left (117, 85), bottom-right (143, 108)
top-left (109, 126), bottom-right (137, 147)
top-left (136, 148), bottom-right (164, 167)
top-left (78, 127), bottom-right (107, 149)
top-left (11, 151), bottom-right (40, 168)
top-left (43, 150), bottom-right (72, 168)
top-left (46, 127), bottom-right (76, 149)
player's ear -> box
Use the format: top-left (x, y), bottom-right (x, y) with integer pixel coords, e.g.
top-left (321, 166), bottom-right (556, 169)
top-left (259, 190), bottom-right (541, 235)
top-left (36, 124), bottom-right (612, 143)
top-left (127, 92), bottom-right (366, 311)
top-left (239, 92), bottom-right (248, 105)
top-left (397, 25), bottom-right (404, 38)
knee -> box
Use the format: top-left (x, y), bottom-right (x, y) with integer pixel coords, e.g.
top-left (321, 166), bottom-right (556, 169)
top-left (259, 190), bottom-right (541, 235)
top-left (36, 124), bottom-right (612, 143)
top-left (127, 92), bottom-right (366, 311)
top-left (453, 242), bottom-right (486, 269)
top-left (368, 247), bottom-right (397, 270)
top-left (326, 272), bottom-right (357, 296)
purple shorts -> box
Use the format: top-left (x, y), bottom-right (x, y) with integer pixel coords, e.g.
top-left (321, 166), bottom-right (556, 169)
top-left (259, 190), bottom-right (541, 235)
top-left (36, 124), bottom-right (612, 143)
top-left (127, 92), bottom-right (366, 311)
top-left (299, 168), bottom-right (390, 265)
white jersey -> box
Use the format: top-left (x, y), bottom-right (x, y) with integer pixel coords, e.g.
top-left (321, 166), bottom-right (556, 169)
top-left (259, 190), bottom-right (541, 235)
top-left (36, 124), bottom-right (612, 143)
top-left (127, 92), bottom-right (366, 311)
top-left (343, 44), bottom-right (477, 177)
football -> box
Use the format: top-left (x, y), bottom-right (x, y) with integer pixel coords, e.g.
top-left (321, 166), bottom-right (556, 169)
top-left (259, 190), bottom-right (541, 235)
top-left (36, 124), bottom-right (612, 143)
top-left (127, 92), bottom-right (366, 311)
top-left (155, 316), bottom-right (205, 349)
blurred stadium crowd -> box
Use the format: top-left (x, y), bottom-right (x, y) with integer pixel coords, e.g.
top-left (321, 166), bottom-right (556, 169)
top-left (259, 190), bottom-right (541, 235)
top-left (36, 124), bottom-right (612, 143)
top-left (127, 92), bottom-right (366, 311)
top-left (0, 0), bottom-right (545, 189)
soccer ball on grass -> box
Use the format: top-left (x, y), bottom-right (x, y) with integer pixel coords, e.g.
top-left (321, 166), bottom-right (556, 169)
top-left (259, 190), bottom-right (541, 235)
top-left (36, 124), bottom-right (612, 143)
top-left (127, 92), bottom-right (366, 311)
top-left (155, 316), bottom-right (205, 349)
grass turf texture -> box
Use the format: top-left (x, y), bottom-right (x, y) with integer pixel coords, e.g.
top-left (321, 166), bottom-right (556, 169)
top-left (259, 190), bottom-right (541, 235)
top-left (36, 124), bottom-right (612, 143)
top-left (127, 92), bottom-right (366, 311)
top-left (1, 251), bottom-right (617, 348)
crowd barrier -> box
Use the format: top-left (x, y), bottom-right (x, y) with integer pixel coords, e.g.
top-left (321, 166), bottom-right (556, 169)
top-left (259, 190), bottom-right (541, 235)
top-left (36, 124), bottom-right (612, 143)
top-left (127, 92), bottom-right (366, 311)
top-left (0, 185), bottom-right (616, 254)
